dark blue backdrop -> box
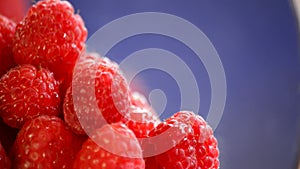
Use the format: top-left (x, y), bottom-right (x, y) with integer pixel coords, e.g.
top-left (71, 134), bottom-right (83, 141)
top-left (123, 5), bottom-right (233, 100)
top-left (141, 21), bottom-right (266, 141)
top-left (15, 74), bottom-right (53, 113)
top-left (66, 0), bottom-right (300, 168)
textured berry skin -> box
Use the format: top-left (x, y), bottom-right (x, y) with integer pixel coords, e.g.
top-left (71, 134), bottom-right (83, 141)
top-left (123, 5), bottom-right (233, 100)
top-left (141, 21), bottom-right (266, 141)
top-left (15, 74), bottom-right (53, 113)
top-left (126, 106), bottom-right (160, 138)
top-left (64, 54), bottom-right (130, 134)
top-left (126, 92), bottom-right (160, 138)
top-left (93, 57), bottom-right (130, 124)
top-left (11, 115), bottom-right (85, 169)
top-left (0, 141), bottom-right (11, 169)
top-left (146, 111), bottom-right (219, 169)
top-left (74, 123), bottom-right (145, 169)
top-left (13, 0), bottom-right (87, 83)
top-left (63, 86), bottom-right (83, 135)
top-left (0, 14), bottom-right (16, 77)
top-left (0, 64), bottom-right (60, 128)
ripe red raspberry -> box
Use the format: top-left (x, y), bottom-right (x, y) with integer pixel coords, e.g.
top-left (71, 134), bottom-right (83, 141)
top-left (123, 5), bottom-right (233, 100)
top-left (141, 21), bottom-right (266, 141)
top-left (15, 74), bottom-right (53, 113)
top-left (11, 115), bottom-right (85, 169)
top-left (74, 123), bottom-right (145, 169)
top-left (0, 64), bottom-right (60, 128)
top-left (146, 111), bottom-right (219, 169)
top-left (0, 14), bottom-right (16, 77)
top-left (63, 54), bottom-right (130, 134)
top-left (0, 0), bottom-right (27, 22)
top-left (0, 141), bottom-right (11, 169)
top-left (126, 106), bottom-right (160, 138)
top-left (125, 92), bottom-right (160, 138)
top-left (63, 86), bottom-right (83, 135)
top-left (13, 0), bottom-right (87, 83)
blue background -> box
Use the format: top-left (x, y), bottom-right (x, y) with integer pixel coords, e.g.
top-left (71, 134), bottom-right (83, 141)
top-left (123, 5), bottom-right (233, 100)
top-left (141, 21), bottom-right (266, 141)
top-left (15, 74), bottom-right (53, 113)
top-left (64, 0), bottom-right (300, 168)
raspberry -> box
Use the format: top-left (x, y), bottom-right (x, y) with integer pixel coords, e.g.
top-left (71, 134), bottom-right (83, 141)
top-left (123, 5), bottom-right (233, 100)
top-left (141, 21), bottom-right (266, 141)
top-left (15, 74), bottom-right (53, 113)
top-left (0, 14), bottom-right (16, 77)
top-left (74, 123), bottom-right (145, 169)
top-left (0, 64), bottom-right (60, 128)
top-left (13, 0), bottom-right (87, 83)
top-left (0, 1), bottom-right (223, 168)
top-left (0, 141), bottom-right (11, 169)
top-left (64, 54), bottom-right (130, 134)
top-left (146, 111), bottom-right (219, 169)
top-left (125, 92), bottom-right (160, 138)
top-left (11, 115), bottom-right (85, 169)
top-left (0, 0), bottom-right (26, 22)
top-left (63, 86), bottom-right (83, 135)
top-left (126, 105), bottom-right (160, 138)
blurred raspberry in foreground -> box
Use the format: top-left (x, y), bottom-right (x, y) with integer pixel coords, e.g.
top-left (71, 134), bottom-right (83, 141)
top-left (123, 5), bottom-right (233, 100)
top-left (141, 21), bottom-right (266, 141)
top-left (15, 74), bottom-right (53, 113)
top-left (0, 0), bottom-right (27, 22)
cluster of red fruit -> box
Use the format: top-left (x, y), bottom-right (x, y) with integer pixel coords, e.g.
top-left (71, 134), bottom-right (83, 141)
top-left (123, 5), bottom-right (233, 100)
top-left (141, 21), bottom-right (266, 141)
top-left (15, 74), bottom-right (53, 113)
top-left (0, 0), bottom-right (219, 169)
